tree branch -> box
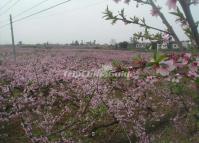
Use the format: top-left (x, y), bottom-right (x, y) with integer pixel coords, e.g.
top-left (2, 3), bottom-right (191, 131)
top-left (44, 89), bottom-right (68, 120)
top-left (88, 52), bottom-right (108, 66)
top-left (178, 0), bottom-right (199, 49)
top-left (149, 0), bottom-right (183, 49)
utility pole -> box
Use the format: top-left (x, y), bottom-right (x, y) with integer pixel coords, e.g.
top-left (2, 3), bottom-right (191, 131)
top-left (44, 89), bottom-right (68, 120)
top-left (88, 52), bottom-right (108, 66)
top-left (10, 14), bottom-right (16, 61)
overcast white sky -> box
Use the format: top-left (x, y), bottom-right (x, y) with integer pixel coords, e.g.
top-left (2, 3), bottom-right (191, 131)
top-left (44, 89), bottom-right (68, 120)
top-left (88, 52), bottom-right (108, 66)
top-left (0, 0), bottom-right (198, 44)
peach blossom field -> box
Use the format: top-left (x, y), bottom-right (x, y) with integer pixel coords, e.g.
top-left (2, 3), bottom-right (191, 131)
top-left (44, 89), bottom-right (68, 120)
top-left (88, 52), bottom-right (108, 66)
top-left (0, 47), bottom-right (199, 143)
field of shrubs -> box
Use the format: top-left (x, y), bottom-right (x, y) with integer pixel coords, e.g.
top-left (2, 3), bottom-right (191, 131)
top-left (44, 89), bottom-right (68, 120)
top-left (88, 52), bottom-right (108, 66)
top-left (0, 48), bottom-right (199, 143)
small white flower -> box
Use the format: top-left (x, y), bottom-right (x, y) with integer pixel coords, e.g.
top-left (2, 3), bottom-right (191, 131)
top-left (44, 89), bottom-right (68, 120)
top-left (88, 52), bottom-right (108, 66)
top-left (92, 132), bottom-right (96, 137)
top-left (100, 64), bottom-right (113, 77)
top-left (101, 64), bottom-right (113, 72)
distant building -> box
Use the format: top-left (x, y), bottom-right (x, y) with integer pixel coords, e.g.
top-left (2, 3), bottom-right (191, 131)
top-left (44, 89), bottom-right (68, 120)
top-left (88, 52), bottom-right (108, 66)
top-left (137, 41), bottom-right (191, 50)
top-left (157, 43), bottom-right (167, 49)
top-left (136, 42), bottom-right (151, 48)
top-left (182, 40), bottom-right (190, 48)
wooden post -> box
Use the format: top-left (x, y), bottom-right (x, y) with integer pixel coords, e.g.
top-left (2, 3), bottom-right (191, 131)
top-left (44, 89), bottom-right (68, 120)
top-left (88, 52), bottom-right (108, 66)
top-left (10, 14), bottom-right (16, 61)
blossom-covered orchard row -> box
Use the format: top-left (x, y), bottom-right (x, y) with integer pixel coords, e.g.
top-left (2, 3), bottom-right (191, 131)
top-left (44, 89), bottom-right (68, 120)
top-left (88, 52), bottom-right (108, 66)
top-left (0, 48), bottom-right (199, 143)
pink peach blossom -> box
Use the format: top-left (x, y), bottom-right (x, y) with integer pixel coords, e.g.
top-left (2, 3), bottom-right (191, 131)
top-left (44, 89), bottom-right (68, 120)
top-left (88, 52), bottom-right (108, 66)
top-left (166, 0), bottom-right (177, 9)
top-left (156, 60), bottom-right (176, 76)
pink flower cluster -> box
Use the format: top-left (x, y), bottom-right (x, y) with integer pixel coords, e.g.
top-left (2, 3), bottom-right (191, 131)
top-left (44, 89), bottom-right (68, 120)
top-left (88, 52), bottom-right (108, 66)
top-left (113, 0), bottom-right (199, 17)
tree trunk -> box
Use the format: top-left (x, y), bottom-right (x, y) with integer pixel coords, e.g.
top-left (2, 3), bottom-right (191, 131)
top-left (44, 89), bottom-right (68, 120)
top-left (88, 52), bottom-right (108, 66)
top-left (179, 0), bottom-right (199, 49)
top-left (150, 0), bottom-right (183, 50)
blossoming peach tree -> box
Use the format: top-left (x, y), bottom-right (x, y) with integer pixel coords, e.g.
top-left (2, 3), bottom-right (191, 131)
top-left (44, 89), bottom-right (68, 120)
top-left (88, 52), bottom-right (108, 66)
top-left (104, 0), bottom-right (199, 49)
top-left (102, 0), bottom-right (199, 142)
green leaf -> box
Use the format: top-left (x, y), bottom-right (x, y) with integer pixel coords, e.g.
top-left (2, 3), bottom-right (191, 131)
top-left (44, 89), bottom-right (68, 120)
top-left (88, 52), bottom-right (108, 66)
top-left (196, 78), bottom-right (199, 85)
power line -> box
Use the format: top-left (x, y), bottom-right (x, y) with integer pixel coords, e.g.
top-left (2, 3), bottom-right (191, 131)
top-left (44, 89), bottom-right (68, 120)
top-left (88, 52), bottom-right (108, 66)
top-left (0, 0), bottom-right (51, 26)
top-left (0, 0), bottom-right (72, 29)
top-left (14, 0), bottom-right (51, 17)
top-left (0, 0), bottom-right (106, 30)
top-left (13, 0), bottom-right (72, 23)
top-left (49, 0), bottom-right (106, 16)
top-left (0, 0), bottom-right (15, 23)
top-left (0, 22), bottom-right (10, 29)
top-left (0, 0), bottom-right (22, 16)
top-left (0, 0), bottom-right (14, 10)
